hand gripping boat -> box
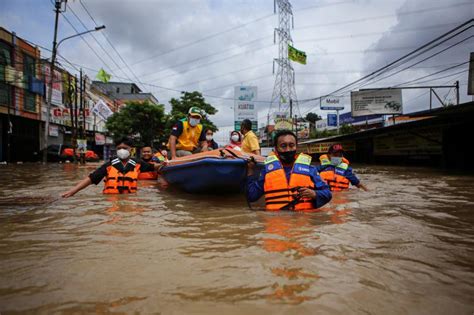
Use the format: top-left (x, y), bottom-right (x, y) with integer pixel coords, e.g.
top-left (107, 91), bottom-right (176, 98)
top-left (160, 149), bottom-right (265, 193)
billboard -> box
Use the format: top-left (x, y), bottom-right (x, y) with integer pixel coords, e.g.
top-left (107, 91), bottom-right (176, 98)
top-left (351, 89), bottom-right (402, 117)
top-left (339, 112), bottom-right (383, 125)
top-left (296, 122), bottom-right (310, 139)
top-left (273, 112), bottom-right (293, 130)
top-left (234, 86), bottom-right (258, 132)
top-left (43, 64), bottom-right (63, 106)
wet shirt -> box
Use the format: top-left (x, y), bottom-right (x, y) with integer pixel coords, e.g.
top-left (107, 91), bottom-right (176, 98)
top-left (171, 120), bottom-right (206, 141)
top-left (89, 158), bottom-right (155, 185)
top-left (241, 130), bottom-right (260, 154)
top-left (246, 164), bottom-right (332, 209)
top-left (317, 164), bottom-right (360, 186)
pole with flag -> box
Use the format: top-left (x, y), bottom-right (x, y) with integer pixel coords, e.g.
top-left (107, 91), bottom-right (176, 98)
top-left (288, 44), bottom-right (307, 65)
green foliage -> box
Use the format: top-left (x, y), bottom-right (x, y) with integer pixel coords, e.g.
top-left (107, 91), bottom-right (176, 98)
top-left (305, 112), bottom-right (322, 123)
top-left (105, 101), bottom-right (166, 147)
top-left (167, 91), bottom-right (218, 132)
top-left (339, 123), bottom-right (357, 135)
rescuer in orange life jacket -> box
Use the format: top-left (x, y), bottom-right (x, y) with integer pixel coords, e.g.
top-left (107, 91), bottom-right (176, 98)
top-left (317, 144), bottom-right (368, 191)
top-left (246, 130), bottom-right (332, 211)
top-left (137, 146), bottom-right (165, 180)
top-left (61, 138), bottom-right (161, 198)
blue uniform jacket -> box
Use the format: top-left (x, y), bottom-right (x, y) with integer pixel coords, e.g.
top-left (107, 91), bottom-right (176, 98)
top-left (316, 164), bottom-right (360, 186)
top-left (246, 164), bottom-right (332, 209)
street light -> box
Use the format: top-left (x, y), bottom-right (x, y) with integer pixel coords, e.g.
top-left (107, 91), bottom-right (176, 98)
top-left (42, 4), bottom-right (105, 163)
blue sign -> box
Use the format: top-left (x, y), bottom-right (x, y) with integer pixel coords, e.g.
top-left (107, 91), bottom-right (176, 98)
top-left (321, 106), bottom-right (344, 110)
top-left (328, 114), bottom-right (338, 127)
top-left (339, 112), bottom-right (383, 125)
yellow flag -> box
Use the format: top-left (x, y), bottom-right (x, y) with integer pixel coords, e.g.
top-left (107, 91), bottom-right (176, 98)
top-left (288, 44), bottom-right (307, 65)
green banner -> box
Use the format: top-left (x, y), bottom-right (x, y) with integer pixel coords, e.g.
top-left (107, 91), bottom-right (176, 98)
top-left (288, 44), bottom-right (307, 65)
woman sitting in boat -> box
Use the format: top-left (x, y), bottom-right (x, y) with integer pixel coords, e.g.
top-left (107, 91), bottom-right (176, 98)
top-left (246, 130), bottom-right (332, 211)
top-left (225, 131), bottom-right (242, 151)
top-left (168, 106), bottom-right (208, 159)
top-left (205, 129), bottom-right (219, 150)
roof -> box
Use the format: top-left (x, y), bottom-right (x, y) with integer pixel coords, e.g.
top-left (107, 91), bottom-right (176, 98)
top-left (91, 81), bottom-right (142, 93)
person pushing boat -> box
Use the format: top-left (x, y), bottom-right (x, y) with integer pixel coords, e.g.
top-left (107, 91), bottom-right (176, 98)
top-left (61, 138), bottom-right (161, 197)
top-left (246, 130), bottom-right (332, 211)
top-left (318, 144), bottom-right (368, 191)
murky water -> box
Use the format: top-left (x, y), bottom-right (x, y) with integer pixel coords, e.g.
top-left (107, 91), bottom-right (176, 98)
top-left (1, 163), bottom-right (473, 314)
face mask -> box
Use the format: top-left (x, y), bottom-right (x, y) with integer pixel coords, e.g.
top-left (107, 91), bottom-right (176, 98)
top-left (117, 148), bottom-right (130, 160)
top-left (206, 135), bottom-right (213, 141)
top-left (331, 157), bottom-right (342, 165)
top-left (231, 135), bottom-right (240, 142)
top-left (278, 150), bottom-right (297, 164)
top-left (189, 118), bottom-right (200, 127)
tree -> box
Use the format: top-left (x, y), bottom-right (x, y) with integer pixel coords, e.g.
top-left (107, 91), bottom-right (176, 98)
top-left (167, 91), bottom-right (218, 132)
top-left (305, 112), bottom-right (322, 124)
top-left (106, 101), bottom-right (166, 147)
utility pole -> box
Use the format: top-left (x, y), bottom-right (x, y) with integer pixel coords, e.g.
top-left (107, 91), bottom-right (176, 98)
top-left (79, 69), bottom-right (85, 164)
top-left (43, 0), bottom-right (66, 163)
top-left (269, 0), bottom-right (298, 123)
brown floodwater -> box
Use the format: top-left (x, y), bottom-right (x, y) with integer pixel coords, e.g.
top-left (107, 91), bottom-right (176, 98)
top-left (0, 163), bottom-right (473, 314)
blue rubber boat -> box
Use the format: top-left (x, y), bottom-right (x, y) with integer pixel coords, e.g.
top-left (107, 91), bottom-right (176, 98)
top-left (160, 149), bottom-right (264, 193)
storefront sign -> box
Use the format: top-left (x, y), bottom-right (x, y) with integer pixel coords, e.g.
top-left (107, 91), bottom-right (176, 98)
top-left (95, 133), bottom-right (105, 145)
top-left (43, 64), bottom-right (63, 106)
top-left (92, 99), bottom-right (114, 121)
top-left (48, 124), bottom-right (59, 137)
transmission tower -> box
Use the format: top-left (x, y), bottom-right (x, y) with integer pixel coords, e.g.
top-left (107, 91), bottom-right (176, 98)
top-left (269, 0), bottom-right (298, 118)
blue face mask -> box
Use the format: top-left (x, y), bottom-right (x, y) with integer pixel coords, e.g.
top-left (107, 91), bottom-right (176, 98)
top-left (331, 157), bottom-right (342, 165)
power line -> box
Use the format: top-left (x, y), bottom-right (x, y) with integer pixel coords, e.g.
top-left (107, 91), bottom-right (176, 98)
top-left (78, 0), bottom-right (144, 86)
top-left (394, 62), bottom-right (469, 86)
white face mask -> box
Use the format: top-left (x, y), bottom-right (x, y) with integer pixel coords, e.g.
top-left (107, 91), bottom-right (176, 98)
top-left (331, 156), bottom-right (342, 166)
top-left (117, 148), bottom-right (130, 160)
top-left (206, 135), bottom-right (213, 141)
top-left (189, 118), bottom-right (200, 127)
top-left (231, 135), bottom-right (240, 142)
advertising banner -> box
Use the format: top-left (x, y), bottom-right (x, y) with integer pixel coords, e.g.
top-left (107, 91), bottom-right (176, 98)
top-left (234, 86), bottom-right (258, 132)
top-left (92, 99), bottom-right (114, 121)
top-left (351, 89), bottom-right (403, 116)
top-left (43, 64), bottom-right (63, 106)
top-left (296, 122), bottom-right (310, 139)
top-left (273, 112), bottom-right (293, 130)
top-left (95, 133), bottom-right (106, 145)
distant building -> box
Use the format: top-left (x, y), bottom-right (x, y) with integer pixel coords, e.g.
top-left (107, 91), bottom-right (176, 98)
top-left (0, 27), bottom-right (44, 161)
top-left (91, 81), bottom-right (159, 106)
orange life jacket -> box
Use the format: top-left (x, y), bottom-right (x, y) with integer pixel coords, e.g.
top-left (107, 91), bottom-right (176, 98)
top-left (103, 159), bottom-right (140, 194)
top-left (319, 154), bottom-right (350, 191)
top-left (137, 152), bottom-right (165, 180)
top-left (263, 153), bottom-right (315, 211)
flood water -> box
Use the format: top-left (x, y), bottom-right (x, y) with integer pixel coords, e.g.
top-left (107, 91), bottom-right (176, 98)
top-left (1, 163), bottom-right (473, 314)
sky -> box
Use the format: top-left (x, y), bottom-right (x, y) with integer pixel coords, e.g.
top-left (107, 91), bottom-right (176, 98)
top-left (1, 0), bottom-right (473, 143)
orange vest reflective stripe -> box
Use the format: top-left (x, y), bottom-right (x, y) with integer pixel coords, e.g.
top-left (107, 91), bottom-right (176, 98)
top-left (319, 154), bottom-right (350, 191)
top-left (263, 153), bottom-right (315, 211)
top-left (103, 160), bottom-right (140, 194)
top-left (174, 120), bottom-right (203, 151)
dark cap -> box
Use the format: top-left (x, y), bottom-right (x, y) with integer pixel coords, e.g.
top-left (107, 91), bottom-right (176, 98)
top-left (328, 144), bottom-right (344, 154)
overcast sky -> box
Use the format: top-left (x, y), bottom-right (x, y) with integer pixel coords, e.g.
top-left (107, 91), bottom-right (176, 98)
top-left (1, 0), bottom-right (472, 143)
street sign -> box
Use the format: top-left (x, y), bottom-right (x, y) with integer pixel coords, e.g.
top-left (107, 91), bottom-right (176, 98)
top-left (328, 114), bottom-right (337, 126)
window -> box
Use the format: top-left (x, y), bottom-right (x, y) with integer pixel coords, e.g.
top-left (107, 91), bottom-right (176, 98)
top-left (116, 87), bottom-right (120, 93)
top-left (23, 54), bottom-right (35, 77)
top-left (0, 82), bottom-right (11, 107)
top-left (24, 90), bottom-right (36, 112)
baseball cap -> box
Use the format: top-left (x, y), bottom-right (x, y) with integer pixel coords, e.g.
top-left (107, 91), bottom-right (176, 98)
top-left (328, 144), bottom-right (344, 153)
top-left (188, 106), bottom-right (202, 118)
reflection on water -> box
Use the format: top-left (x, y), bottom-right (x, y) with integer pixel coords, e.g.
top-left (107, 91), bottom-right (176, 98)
top-left (0, 163), bottom-right (473, 314)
